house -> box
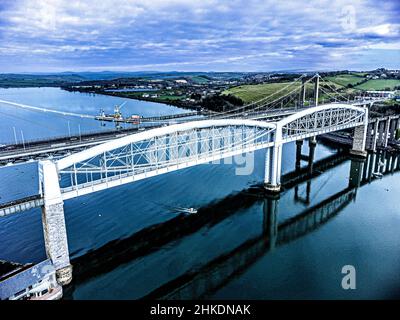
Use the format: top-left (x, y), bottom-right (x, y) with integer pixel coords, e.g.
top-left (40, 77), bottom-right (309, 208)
top-left (366, 91), bottom-right (395, 99)
top-left (0, 259), bottom-right (62, 300)
top-left (175, 79), bottom-right (188, 84)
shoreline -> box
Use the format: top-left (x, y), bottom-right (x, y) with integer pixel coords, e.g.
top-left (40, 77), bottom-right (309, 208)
top-left (61, 87), bottom-right (202, 112)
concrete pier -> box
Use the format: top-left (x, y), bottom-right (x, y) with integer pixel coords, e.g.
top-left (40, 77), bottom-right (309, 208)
top-left (370, 120), bottom-right (379, 152)
top-left (383, 118), bottom-right (390, 148)
top-left (264, 145), bottom-right (282, 193)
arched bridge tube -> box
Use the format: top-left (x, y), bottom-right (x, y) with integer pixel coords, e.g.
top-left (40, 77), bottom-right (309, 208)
top-left (278, 103), bottom-right (367, 143)
top-left (56, 119), bottom-right (276, 200)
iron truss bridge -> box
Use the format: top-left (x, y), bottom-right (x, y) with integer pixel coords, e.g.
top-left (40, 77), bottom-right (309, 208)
top-left (0, 96), bottom-right (381, 167)
top-left (53, 103), bottom-right (367, 200)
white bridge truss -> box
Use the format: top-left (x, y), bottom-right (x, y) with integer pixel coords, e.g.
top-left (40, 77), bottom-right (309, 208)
top-left (280, 105), bottom-right (366, 142)
top-left (57, 120), bottom-right (276, 200)
top-left (47, 104), bottom-right (367, 200)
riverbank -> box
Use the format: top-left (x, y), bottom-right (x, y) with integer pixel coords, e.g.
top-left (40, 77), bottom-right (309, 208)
top-left (61, 86), bottom-right (203, 112)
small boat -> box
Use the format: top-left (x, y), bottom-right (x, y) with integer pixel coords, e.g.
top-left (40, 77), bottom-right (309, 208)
top-left (185, 207), bottom-right (198, 214)
top-left (172, 206), bottom-right (198, 214)
top-left (153, 201), bottom-right (198, 215)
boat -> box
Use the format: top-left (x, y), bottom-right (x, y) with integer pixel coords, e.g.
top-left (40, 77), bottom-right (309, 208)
top-left (170, 206), bottom-right (197, 215)
top-left (154, 201), bottom-right (198, 215)
top-left (182, 207), bottom-right (198, 214)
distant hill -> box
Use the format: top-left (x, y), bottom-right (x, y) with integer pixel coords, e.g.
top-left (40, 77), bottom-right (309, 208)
top-left (0, 71), bottom-right (250, 87)
top-left (1, 69), bottom-right (397, 88)
top-left (0, 73), bottom-right (85, 88)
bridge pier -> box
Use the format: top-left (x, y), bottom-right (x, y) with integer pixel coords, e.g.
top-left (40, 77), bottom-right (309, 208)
top-left (350, 109), bottom-right (368, 158)
top-left (397, 117), bottom-right (400, 137)
top-left (383, 117), bottom-right (390, 148)
top-left (294, 138), bottom-right (316, 204)
top-left (264, 145), bottom-right (282, 193)
top-left (369, 120), bottom-right (379, 152)
top-left (39, 160), bottom-right (72, 286)
top-left (295, 140), bottom-right (303, 170)
top-left (389, 117), bottom-right (400, 142)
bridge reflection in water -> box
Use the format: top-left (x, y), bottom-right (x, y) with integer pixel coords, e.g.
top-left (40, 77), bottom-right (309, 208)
top-left (62, 150), bottom-right (400, 299)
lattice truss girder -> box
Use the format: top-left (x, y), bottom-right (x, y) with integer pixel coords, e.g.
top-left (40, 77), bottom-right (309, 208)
top-left (58, 125), bottom-right (274, 188)
top-left (282, 108), bottom-right (365, 139)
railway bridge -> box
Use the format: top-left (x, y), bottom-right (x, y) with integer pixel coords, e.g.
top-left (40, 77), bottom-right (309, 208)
top-left (0, 74), bottom-right (382, 288)
top-left (13, 102), bottom-right (366, 285)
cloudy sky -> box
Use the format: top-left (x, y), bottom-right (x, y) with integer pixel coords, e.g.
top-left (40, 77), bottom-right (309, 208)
top-left (0, 0), bottom-right (399, 73)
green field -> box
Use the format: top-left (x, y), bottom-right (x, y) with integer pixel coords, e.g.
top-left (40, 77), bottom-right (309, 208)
top-left (190, 75), bottom-right (210, 84)
top-left (354, 79), bottom-right (400, 91)
top-left (222, 82), bottom-right (313, 104)
top-left (325, 74), bottom-right (365, 87)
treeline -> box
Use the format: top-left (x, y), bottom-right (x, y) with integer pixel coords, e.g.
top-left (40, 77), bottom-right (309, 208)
top-left (201, 94), bottom-right (244, 112)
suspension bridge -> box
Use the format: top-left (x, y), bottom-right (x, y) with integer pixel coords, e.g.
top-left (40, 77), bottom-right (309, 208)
top-left (0, 73), bottom-right (395, 288)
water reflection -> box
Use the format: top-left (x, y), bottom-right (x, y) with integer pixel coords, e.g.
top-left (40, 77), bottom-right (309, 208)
top-left (63, 150), bottom-right (400, 300)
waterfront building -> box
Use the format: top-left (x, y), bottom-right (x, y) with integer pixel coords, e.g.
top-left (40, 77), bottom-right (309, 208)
top-left (0, 259), bottom-right (62, 300)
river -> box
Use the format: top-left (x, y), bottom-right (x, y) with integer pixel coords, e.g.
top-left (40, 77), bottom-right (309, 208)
top-left (0, 87), bottom-right (399, 299)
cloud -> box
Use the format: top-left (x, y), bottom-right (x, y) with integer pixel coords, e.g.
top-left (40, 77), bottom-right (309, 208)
top-left (0, 0), bottom-right (398, 72)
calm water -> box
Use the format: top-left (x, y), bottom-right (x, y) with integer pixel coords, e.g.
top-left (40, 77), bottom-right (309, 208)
top-left (0, 87), bottom-right (187, 144)
top-left (0, 88), bottom-right (399, 299)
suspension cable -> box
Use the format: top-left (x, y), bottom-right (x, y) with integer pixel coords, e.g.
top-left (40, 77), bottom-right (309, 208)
top-left (220, 74), bottom-right (318, 119)
top-left (207, 74), bottom-right (310, 118)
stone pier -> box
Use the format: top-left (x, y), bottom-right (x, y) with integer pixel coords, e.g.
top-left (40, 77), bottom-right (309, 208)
top-left (350, 109), bottom-right (368, 158)
top-left (39, 160), bottom-right (72, 286)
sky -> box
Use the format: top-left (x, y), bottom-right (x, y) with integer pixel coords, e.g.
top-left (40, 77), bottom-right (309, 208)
top-left (0, 0), bottom-right (399, 73)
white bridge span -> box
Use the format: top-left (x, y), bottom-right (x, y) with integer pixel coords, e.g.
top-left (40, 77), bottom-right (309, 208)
top-left (37, 103), bottom-right (367, 286)
top-left (46, 103), bottom-right (368, 200)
